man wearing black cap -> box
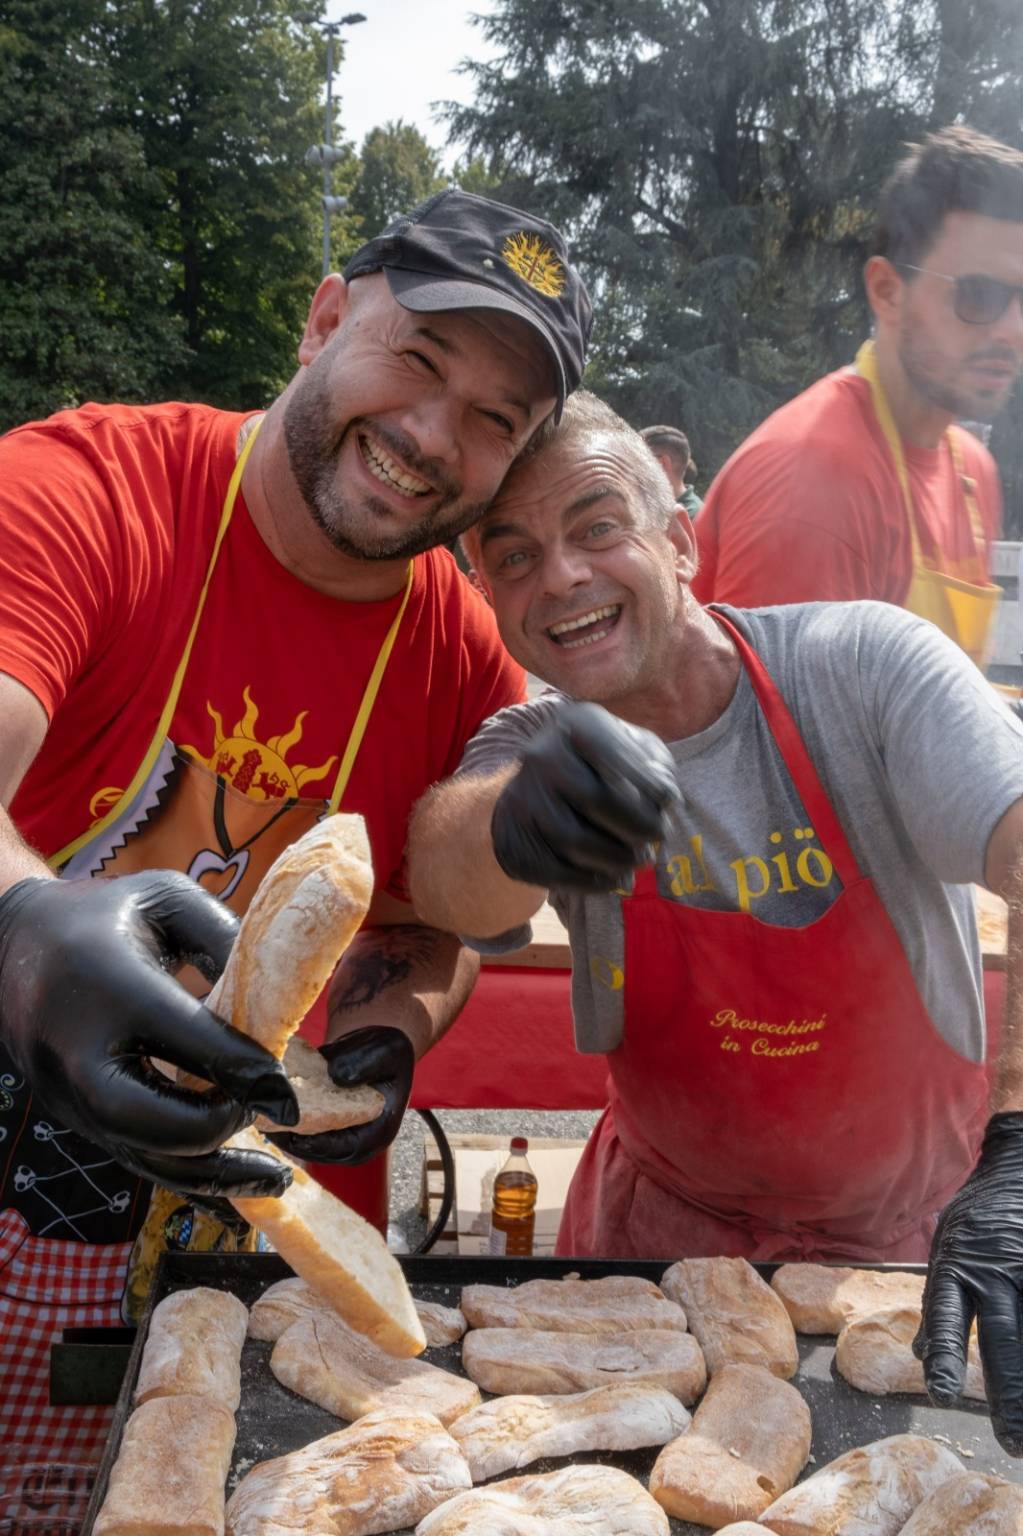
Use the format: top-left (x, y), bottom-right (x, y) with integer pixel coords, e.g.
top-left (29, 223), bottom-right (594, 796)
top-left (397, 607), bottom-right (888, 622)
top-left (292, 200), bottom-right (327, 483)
top-left (0, 190), bottom-right (591, 1520)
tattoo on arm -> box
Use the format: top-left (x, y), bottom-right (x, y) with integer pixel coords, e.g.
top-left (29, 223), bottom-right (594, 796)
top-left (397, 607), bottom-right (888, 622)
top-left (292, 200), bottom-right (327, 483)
top-left (331, 925), bottom-right (444, 1012)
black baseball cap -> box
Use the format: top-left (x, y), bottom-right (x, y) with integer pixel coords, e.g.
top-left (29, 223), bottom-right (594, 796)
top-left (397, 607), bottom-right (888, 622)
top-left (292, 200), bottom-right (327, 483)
top-left (343, 188), bottom-right (593, 418)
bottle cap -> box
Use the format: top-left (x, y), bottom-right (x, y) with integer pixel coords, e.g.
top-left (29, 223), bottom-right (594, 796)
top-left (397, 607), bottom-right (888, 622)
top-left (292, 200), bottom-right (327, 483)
top-left (510, 1136), bottom-right (528, 1152)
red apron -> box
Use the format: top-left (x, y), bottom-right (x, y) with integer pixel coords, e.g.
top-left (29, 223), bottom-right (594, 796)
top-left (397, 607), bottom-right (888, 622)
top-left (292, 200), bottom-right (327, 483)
top-left (558, 613), bottom-right (989, 1262)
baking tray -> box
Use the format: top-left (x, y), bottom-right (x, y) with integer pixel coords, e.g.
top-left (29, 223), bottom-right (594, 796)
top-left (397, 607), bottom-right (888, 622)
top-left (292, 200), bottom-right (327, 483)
top-left (81, 1252), bottom-right (1023, 1535)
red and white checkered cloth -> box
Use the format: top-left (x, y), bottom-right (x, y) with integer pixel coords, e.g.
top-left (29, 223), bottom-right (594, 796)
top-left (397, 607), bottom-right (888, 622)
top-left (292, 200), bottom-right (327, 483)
top-left (0, 1208), bottom-right (130, 1535)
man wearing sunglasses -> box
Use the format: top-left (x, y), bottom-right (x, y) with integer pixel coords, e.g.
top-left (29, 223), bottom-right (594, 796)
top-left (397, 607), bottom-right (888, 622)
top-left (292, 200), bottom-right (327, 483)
top-left (694, 125), bottom-right (1023, 667)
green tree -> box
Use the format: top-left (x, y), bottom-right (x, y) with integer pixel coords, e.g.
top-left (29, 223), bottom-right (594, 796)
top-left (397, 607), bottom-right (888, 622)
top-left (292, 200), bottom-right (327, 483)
top-left (348, 120), bottom-right (447, 239)
top-left (444, 0), bottom-right (1023, 522)
top-left (108, 0), bottom-right (336, 410)
top-left (450, 151), bottom-right (507, 199)
top-left (0, 1), bottom-right (185, 431)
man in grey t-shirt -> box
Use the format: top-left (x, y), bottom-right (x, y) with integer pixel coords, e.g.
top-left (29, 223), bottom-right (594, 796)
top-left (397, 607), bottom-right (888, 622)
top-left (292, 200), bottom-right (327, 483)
top-left (408, 389), bottom-right (1023, 1457)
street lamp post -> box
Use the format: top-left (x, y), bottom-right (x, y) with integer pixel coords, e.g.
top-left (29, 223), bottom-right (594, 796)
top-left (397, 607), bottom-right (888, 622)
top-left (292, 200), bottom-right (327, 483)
top-left (298, 11), bottom-right (367, 277)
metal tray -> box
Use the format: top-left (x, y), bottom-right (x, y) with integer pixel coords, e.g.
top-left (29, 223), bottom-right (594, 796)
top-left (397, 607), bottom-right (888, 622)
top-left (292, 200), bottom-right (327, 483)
top-left (82, 1252), bottom-right (1023, 1536)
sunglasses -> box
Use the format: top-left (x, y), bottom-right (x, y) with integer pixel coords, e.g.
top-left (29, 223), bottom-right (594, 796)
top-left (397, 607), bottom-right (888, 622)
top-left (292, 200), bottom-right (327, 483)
top-left (897, 263), bottom-right (1023, 326)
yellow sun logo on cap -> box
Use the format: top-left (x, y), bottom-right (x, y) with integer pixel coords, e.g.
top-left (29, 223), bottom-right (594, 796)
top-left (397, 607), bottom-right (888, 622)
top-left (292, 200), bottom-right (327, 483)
top-left (501, 232), bottom-right (566, 297)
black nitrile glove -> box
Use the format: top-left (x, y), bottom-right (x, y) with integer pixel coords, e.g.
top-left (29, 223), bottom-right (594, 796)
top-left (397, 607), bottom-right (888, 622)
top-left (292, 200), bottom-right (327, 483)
top-left (914, 1112), bottom-right (1023, 1454)
top-left (0, 872), bottom-right (298, 1201)
top-left (491, 701), bottom-right (681, 891)
top-left (270, 1025), bottom-right (415, 1166)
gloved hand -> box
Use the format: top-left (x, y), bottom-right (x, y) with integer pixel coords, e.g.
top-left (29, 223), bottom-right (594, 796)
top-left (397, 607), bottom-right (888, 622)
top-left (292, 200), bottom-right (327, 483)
top-left (491, 701), bottom-right (681, 891)
top-left (270, 1026), bottom-right (415, 1166)
top-left (0, 872), bottom-right (298, 1200)
top-left (914, 1112), bottom-right (1023, 1454)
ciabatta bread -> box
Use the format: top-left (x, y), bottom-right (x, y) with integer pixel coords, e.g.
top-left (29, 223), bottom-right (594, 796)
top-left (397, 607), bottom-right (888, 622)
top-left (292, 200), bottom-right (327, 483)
top-left (757, 1433), bottom-right (963, 1534)
top-left (225, 1409), bottom-right (471, 1536)
top-left (649, 1363), bottom-right (811, 1526)
top-left (193, 813), bottom-right (378, 1135)
top-left (661, 1258), bottom-right (798, 1379)
top-left (835, 1305), bottom-right (986, 1401)
top-left (414, 1464), bottom-right (671, 1535)
top-left (448, 1382), bottom-right (688, 1483)
top-left (229, 1127), bottom-right (425, 1357)
top-left (770, 1264), bottom-right (924, 1335)
top-left (257, 1036), bottom-right (383, 1136)
top-left (248, 1276), bottom-right (325, 1342)
top-left (460, 1275), bottom-right (687, 1333)
top-left (269, 1308), bottom-right (480, 1425)
top-left (207, 813), bottom-right (372, 1061)
top-left (134, 1286), bottom-right (248, 1411)
top-left (249, 1277), bottom-right (465, 1351)
top-left (898, 1470), bottom-right (1023, 1532)
top-left (415, 1300), bottom-right (468, 1347)
top-left (461, 1326), bottom-right (706, 1403)
top-left (94, 1394), bottom-right (236, 1536)
top-left (715, 1527), bottom-right (776, 1534)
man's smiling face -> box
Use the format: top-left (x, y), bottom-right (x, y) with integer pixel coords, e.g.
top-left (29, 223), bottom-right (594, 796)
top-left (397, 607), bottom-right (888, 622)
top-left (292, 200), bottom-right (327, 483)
top-left (471, 428), bottom-right (692, 702)
top-left (283, 274), bottom-right (557, 562)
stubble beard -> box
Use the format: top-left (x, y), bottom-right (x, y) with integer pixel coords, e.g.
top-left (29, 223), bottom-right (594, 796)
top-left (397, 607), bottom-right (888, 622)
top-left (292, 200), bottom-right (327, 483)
top-left (283, 363), bottom-right (490, 561)
top-left (898, 320), bottom-right (1017, 425)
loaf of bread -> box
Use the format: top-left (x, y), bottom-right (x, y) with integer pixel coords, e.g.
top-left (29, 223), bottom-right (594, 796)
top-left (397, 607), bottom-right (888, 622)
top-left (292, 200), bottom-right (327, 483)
top-left (415, 1300), bottom-right (468, 1347)
top-left (187, 813), bottom-right (378, 1136)
top-left (897, 1470), bottom-right (1023, 1532)
top-left (661, 1258), bottom-right (798, 1379)
top-left (649, 1363), bottom-right (811, 1527)
top-left (414, 1464), bottom-right (671, 1535)
top-left (256, 1035), bottom-right (383, 1136)
top-left (134, 1286), bottom-right (248, 1411)
top-left (461, 1326), bottom-right (707, 1402)
top-left (460, 1275), bottom-right (688, 1333)
top-left (715, 1527), bottom-right (776, 1534)
top-left (94, 1394), bottom-right (237, 1536)
top-left (225, 1409), bottom-right (471, 1536)
top-left (770, 1264), bottom-right (924, 1334)
top-left (248, 1276), bottom-right (325, 1341)
top-left (207, 813), bottom-right (372, 1061)
top-left (269, 1308), bottom-right (481, 1425)
top-left (249, 1276), bottom-right (464, 1352)
top-left (447, 1382), bottom-right (690, 1482)
top-left (757, 1433), bottom-right (963, 1534)
top-left (834, 1305), bottom-right (986, 1401)
top-left (199, 813), bottom-right (424, 1358)
top-left (229, 1126), bottom-right (426, 1358)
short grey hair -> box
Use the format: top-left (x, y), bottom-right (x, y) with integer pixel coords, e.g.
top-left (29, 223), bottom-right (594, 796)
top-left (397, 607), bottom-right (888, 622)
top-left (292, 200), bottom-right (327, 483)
top-left (558, 393), bottom-right (680, 528)
top-left (461, 390), bottom-right (680, 573)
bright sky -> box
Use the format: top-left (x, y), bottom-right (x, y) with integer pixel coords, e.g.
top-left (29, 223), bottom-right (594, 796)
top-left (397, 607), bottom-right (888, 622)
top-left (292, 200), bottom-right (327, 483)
top-left (335, 1), bottom-right (500, 168)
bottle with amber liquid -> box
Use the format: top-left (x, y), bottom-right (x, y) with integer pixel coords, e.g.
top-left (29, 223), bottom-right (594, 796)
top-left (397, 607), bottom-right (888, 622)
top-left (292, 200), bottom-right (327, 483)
top-left (488, 1136), bottom-right (538, 1256)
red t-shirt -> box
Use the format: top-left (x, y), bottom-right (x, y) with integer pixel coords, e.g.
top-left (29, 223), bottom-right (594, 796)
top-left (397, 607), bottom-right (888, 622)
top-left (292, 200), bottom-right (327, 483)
top-left (0, 402), bottom-right (524, 901)
top-left (693, 368), bottom-right (1002, 607)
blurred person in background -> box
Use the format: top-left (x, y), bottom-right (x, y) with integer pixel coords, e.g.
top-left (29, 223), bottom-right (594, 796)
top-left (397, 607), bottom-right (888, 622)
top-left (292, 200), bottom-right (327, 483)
top-left (640, 423), bottom-right (703, 520)
top-left (695, 126), bottom-right (1023, 666)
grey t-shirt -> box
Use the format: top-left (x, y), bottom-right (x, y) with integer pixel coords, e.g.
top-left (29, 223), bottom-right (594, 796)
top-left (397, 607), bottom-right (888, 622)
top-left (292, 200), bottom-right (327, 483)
top-left (457, 602), bottom-right (1023, 1061)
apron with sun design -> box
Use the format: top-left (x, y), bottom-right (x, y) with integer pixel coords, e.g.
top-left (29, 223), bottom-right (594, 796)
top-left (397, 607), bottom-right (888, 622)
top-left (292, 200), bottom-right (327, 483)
top-left (0, 414), bottom-right (414, 1349)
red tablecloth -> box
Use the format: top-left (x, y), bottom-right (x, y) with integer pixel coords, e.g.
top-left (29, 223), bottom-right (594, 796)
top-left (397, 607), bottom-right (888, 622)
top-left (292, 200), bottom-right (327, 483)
top-left (410, 965), bottom-right (606, 1111)
top-left (305, 966), bottom-right (1007, 1231)
top-left (305, 964), bottom-right (1006, 1112)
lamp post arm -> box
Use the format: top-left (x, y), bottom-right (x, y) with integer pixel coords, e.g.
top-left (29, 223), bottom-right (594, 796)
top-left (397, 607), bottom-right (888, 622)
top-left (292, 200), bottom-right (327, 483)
top-left (322, 27), bottom-right (336, 277)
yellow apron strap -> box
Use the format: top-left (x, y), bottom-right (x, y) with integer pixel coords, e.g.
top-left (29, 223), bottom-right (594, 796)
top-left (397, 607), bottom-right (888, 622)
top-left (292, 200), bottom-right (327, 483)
top-left (327, 559), bottom-right (415, 813)
top-left (855, 339), bottom-right (985, 580)
top-left (50, 416), bottom-right (265, 869)
top-left (946, 429), bottom-right (988, 584)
